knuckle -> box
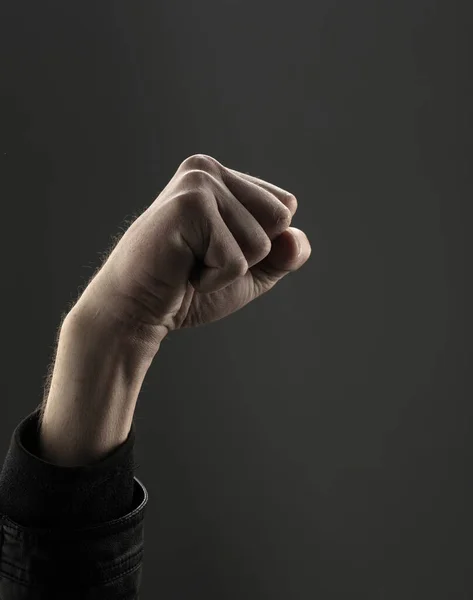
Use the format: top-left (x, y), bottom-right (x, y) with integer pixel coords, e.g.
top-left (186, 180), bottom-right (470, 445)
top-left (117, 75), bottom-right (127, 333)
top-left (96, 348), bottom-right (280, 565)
top-left (181, 168), bottom-right (215, 189)
top-left (182, 154), bottom-right (217, 172)
top-left (175, 189), bottom-right (207, 213)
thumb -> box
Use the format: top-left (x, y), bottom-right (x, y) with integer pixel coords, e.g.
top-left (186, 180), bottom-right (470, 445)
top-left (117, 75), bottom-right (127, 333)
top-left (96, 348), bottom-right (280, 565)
top-left (250, 227), bottom-right (311, 287)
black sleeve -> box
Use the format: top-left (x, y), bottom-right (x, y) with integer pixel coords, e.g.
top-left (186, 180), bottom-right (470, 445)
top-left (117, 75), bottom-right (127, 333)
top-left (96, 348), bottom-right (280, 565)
top-left (0, 408), bottom-right (138, 529)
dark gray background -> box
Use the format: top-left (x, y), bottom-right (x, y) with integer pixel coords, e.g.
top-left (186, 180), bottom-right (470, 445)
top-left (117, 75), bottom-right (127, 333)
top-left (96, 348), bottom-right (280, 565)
top-left (1, 1), bottom-right (471, 598)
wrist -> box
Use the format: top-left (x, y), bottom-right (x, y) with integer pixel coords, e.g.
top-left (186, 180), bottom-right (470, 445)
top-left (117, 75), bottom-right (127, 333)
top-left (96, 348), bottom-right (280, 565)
top-left (39, 301), bottom-right (161, 467)
top-left (68, 281), bottom-right (169, 360)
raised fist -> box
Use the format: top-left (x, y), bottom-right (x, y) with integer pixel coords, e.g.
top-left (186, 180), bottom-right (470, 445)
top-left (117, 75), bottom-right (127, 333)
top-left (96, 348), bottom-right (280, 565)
top-left (77, 154), bottom-right (312, 347)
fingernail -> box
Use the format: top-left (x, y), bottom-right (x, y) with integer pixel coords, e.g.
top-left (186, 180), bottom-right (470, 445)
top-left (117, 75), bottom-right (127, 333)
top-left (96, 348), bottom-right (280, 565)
top-left (296, 234), bottom-right (302, 257)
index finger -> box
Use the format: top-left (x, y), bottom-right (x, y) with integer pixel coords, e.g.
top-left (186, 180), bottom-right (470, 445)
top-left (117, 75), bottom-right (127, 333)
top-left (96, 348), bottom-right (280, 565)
top-left (228, 168), bottom-right (298, 216)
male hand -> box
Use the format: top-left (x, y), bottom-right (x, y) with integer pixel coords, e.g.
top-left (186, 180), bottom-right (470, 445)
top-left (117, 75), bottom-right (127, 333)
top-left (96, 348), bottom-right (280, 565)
top-left (78, 154), bottom-right (312, 347)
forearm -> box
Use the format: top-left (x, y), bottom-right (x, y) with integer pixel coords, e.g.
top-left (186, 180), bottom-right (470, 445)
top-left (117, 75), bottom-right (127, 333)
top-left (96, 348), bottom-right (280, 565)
top-left (38, 303), bottom-right (161, 467)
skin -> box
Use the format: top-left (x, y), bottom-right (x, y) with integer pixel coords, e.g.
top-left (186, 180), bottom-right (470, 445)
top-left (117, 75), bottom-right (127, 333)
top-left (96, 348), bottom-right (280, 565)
top-left (38, 154), bottom-right (312, 467)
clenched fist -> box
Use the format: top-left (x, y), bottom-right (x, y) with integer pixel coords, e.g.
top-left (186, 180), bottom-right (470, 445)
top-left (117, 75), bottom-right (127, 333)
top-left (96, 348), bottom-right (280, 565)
top-left (76, 154), bottom-right (312, 347)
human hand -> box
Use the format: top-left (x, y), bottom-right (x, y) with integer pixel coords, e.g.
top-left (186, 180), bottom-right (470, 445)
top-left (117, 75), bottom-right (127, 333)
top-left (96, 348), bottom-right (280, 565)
top-left (78, 154), bottom-right (312, 346)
